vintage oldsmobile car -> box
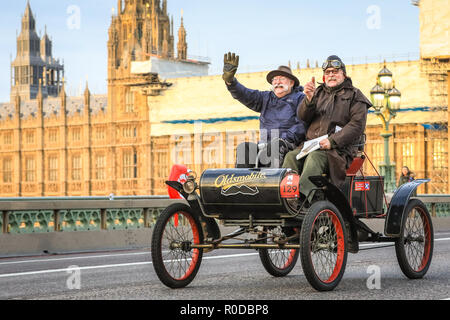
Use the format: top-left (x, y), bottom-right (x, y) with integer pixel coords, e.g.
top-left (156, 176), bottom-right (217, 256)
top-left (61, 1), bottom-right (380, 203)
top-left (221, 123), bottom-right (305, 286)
top-left (151, 149), bottom-right (433, 292)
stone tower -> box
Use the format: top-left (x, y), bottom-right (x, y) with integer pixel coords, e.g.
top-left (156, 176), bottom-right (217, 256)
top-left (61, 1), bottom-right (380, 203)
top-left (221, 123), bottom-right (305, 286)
top-left (177, 10), bottom-right (187, 60)
top-left (11, 1), bottom-right (64, 102)
top-left (106, 0), bottom-right (183, 196)
top-left (108, 0), bottom-right (178, 81)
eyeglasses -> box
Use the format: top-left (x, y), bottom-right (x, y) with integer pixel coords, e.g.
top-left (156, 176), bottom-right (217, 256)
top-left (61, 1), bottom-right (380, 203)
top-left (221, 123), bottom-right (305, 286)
top-left (271, 76), bottom-right (289, 84)
top-left (324, 69), bottom-right (341, 76)
top-left (322, 60), bottom-right (344, 71)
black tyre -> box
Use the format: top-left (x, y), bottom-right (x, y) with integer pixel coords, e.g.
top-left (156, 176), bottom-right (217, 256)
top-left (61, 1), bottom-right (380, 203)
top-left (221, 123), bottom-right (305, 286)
top-left (300, 201), bottom-right (348, 292)
top-left (259, 227), bottom-right (299, 277)
top-left (151, 203), bottom-right (204, 288)
top-left (395, 199), bottom-right (433, 279)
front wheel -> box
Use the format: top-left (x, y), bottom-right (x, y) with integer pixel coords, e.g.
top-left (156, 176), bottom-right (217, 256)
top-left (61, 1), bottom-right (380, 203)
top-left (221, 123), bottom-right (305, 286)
top-left (300, 201), bottom-right (348, 291)
top-left (259, 227), bottom-right (299, 277)
top-left (395, 199), bottom-right (433, 279)
top-left (151, 203), bottom-right (204, 288)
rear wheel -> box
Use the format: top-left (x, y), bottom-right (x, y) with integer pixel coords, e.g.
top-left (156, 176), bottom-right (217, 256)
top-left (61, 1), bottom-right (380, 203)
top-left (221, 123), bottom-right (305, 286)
top-left (151, 203), bottom-right (204, 288)
top-left (300, 201), bottom-right (348, 291)
top-left (259, 227), bottom-right (299, 277)
top-left (395, 199), bottom-right (433, 279)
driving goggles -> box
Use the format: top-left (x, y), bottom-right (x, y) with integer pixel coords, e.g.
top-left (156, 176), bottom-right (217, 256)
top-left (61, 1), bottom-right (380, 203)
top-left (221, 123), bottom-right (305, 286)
top-left (322, 60), bottom-right (344, 71)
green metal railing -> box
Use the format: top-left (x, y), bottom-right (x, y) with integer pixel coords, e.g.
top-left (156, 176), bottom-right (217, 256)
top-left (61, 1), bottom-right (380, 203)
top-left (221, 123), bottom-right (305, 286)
top-left (0, 195), bottom-right (448, 235)
top-left (0, 196), bottom-right (182, 234)
top-left (418, 195), bottom-right (450, 218)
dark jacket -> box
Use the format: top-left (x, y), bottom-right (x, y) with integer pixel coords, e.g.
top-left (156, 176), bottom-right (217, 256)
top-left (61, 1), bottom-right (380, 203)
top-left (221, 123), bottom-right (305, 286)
top-left (298, 77), bottom-right (372, 187)
top-left (398, 174), bottom-right (415, 187)
top-left (227, 79), bottom-right (307, 146)
top-left (398, 173), bottom-right (416, 195)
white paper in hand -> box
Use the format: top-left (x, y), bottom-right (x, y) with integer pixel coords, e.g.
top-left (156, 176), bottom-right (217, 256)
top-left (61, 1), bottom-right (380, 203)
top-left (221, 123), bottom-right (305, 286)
top-left (296, 135), bottom-right (329, 160)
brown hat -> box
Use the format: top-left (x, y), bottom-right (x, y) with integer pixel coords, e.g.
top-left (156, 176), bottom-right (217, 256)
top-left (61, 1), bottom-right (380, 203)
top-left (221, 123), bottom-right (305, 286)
top-left (266, 66), bottom-right (300, 88)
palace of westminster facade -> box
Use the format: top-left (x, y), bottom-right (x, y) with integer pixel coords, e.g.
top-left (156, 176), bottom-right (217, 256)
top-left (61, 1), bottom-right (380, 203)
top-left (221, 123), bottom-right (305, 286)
top-left (0, 0), bottom-right (449, 197)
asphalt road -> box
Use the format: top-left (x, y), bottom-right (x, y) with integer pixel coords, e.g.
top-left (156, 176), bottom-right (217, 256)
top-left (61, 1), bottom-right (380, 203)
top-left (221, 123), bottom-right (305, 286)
top-left (0, 231), bottom-right (449, 301)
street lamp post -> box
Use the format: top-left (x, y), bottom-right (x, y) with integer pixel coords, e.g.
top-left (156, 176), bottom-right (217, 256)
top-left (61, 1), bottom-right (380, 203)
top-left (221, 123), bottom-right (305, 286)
top-left (370, 63), bottom-right (402, 193)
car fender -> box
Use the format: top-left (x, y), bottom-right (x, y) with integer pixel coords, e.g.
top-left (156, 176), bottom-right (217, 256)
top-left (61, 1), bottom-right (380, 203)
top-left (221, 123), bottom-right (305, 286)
top-left (165, 180), bottom-right (221, 239)
top-left (384, 179), bottom-right (430, 237)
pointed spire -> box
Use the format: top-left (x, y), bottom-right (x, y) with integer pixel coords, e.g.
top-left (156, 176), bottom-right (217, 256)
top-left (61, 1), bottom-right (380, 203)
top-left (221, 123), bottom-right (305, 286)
top-left (60, 77), bottom-right (66, 98)
top-left (41, 24), bottom-right (52, 59)
top-left (17, 1), bottom-right (40, 56)
top-left (37, 78), bottom-right (43, 99)
top-left (25, 0), bottom-right (32, 16)
top-left (22, 0), bottom-right (36, 31)
top-left (179, 9), bottom-right (186, 34)
top-left (84, 79), bottom-right (91, 114)
top-left (84, 75), bottom-right (90, 94)
top-left (177, 9), bottom-right (187, 60)
top-left (162, 0), bottom-right (167, 15)
top-left (37, 77), bottom-right (44, 116)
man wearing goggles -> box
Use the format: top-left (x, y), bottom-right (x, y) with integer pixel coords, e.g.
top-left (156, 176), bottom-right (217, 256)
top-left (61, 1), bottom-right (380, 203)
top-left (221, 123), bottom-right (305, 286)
top-left (322, 59), bottom-right (345, 71)
top-left (282, 55), bottom-right (372, 203)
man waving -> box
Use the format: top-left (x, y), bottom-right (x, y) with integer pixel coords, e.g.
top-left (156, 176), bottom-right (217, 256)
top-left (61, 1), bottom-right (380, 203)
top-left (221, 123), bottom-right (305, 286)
top-left (223, 52), bottom-right (307, 167)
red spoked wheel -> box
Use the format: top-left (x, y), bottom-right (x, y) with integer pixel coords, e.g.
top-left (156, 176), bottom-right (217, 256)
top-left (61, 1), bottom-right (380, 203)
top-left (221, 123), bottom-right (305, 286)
top-left (300, 201), bottom-right (348, 291)
top-left (259, 227), bottom-right (299, 277)
top-left (395, 199), bottom-right (434, 279)
top-left (151, 203), bottom-right (204, 288)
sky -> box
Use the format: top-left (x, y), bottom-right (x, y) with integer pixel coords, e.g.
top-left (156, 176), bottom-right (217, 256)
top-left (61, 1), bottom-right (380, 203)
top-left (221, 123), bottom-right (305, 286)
top-left (0, 0), bottom-right (421, 102)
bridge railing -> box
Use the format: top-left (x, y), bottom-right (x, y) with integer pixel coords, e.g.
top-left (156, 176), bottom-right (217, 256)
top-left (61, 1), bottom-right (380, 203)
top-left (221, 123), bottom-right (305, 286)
top-left (0, 196), bottom-right (183, 234)
top-left (0, 195), bottom-right (448, 235)
top-left (414, 195), bottom-right (450, 218)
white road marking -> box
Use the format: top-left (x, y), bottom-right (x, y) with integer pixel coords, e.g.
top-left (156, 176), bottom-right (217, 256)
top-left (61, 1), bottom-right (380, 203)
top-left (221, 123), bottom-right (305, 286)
top-left (0, 261), bottom-right (151, 278)
top-left (359, 237), bottom-right (450, 247)
top-left (435, 237), bottom-right (450, 242)
top-left (0, 251), bottom-right (150, 266)
top-left (0, 237), bottom-right (448, 279)
top-left (0, 252), bottom-right (258, 279)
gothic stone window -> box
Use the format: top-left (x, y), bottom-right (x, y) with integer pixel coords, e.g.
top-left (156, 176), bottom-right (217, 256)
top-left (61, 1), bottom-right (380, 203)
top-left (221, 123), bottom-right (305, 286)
top-left (71, 155), bottom-right (82, 181)
top-left (123, 150), bottom-right (137, 179)
top-left (3, 131), bottom-right (13, 145)
top-left (71, 127), bottom-right (81, 142)
top-left (25, 157), bottom-right (36, 182)
top-left (401, 142), bottom-right (415, 171)
top-left (48, 156), bottom-right (58, 182)
top-left (432, 138), bottom-right (447, 170)
top-left (155, 149), bottom-right (168, 181)
top-left (95, 154), bottom-right (106, 180)
top-left (95, 126), bottom-right (106, 140)
top-left (2, 158), bottom-right (12, 183)
top-left (122, 125), bottom-right (137, 138)
top-left (48, 129), bottom-right (58, 143)
top-left (25, 130), bottom-right (35, 144)
top-left (125, 89), bottom-right (134, 113)
top-left (364, 141), bottom-right (383, 175)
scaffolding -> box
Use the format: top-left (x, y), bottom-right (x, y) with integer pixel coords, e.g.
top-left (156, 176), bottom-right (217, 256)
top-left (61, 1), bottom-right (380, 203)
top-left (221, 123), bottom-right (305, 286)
top-left (420, 58), bottom-right (449, 109)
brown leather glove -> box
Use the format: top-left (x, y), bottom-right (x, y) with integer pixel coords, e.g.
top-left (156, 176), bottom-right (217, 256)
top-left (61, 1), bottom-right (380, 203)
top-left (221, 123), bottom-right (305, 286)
top-left (222, 52), bottom-right (239, 84)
